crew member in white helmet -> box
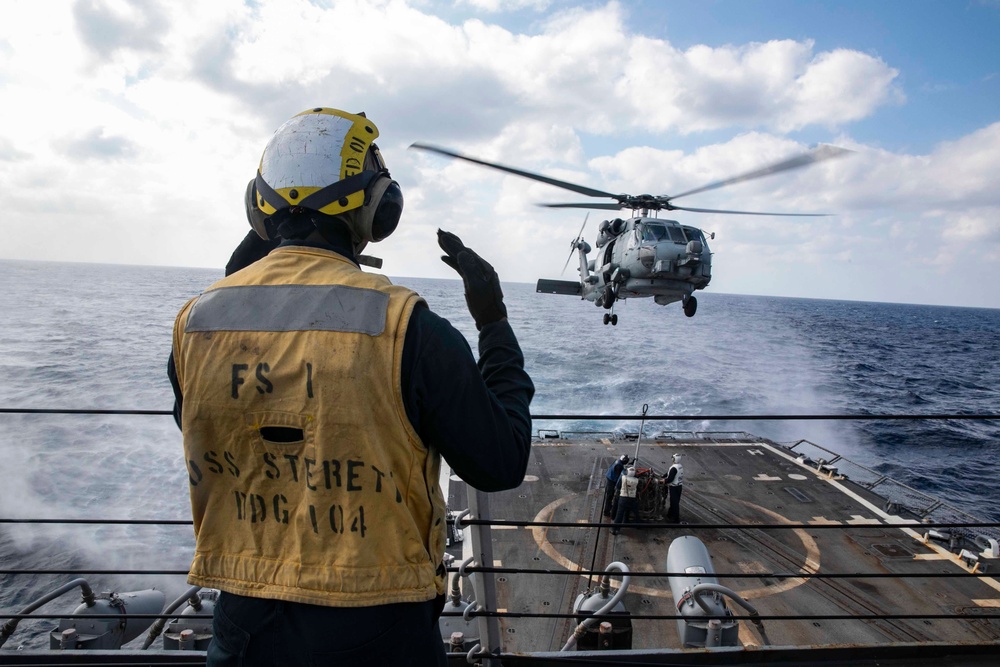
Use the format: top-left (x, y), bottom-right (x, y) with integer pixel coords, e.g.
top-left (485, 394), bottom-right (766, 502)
top-left (663, 453), bottom-right (684, 523)
top-left (611, 466), bottom-right (640, 535)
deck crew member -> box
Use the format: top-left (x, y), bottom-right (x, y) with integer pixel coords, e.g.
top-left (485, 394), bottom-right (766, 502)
top-left (603, 454), bottom-right (630, 517)
top-left (664, 453), bottom-right (684, 523)
top-left (168, 107), bottom-right (534, 666)
top-left (611, 466), bottom-right (640, 535)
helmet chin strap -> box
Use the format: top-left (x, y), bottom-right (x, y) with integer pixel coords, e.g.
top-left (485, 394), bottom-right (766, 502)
top-left (356, 254), bottom-right (383, 269)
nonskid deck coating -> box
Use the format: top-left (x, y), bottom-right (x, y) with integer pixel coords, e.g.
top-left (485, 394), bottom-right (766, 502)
top-left (444, 438), bottom-right (1000, 653)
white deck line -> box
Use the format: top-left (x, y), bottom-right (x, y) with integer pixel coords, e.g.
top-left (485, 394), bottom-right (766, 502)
top-left (756, 441), bottom-right (1000, 595)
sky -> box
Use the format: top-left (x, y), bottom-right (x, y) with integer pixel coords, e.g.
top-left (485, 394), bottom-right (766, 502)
top-left (1, 0), bottom-right (998, 308)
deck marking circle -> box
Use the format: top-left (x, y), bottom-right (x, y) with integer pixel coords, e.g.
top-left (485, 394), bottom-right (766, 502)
top-left (722, 495), bottom-right (821, 599)
top-left (529, 493), bottom-right (820, 600)
top-left (529, 494), bottom-right (671, 598)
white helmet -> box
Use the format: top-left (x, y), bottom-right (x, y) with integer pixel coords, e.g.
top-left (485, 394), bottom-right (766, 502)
top-left (672, 453), bottom-right (682, 463)
top-left (626, 467), bottom-right (636, 477)
top-left (249, 107), bottom-right (402, 253)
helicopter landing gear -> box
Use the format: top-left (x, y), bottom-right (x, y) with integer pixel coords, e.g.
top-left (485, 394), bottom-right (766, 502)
top-left (602, 310), bottom-right (619, 326)
top-left (683, 295), bottom-right (698, 318)
top-left (599, 285), bottom-right (615, 309)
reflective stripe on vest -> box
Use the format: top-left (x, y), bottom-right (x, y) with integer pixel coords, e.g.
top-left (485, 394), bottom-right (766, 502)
top-left (186, 284), bottom-right (388, 335)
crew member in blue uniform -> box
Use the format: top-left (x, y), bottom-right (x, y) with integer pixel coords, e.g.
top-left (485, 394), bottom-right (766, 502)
top-left (168, 107), bottom-right (533, 667)
top-left (603, 454), bottom-right (630, 517)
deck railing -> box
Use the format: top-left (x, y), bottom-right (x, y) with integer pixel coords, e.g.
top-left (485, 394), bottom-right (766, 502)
top-left (2, 407), bottom-right (999, 665)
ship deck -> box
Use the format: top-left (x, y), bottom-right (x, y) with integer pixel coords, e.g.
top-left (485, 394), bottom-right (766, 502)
top-left (3, 434), bottom-right (999, 666)
top-left (442, 435), bottom-right (1000, 664)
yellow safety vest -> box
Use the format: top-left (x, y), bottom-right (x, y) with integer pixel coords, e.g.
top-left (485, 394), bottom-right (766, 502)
top-left (172, 246), bottom-right (446, 607)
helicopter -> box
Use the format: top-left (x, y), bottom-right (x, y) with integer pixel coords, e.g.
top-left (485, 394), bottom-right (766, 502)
top-left (410, 142), bottom-right (851, 325)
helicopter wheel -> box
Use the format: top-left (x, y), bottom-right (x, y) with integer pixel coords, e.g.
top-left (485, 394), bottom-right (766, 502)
top-left (603, 313), bottom-right (610, 325)
top-left (683, 296), bottom-right (698, 318)
top-left (601, 286), bottom-right (615, 310)
top-left (611, 314), bottom-right (618, 326)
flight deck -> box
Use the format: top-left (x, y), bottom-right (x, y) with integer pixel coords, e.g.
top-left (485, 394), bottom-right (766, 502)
top-left (443, 433), bottom-right (1000, 663)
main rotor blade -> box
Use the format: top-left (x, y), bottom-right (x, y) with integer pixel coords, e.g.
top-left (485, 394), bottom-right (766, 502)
top-left (670, 144), bottom-right (854, 201)
top-left (540, 202), bottom-right (624, 210)
top-left (669, 205), bottom-right (834, 217)
top-left (409, 143), bottom-right (619, 199)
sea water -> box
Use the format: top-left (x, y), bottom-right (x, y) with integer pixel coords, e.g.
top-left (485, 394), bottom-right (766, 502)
top-left (1, 258), bottom-right (998, 648)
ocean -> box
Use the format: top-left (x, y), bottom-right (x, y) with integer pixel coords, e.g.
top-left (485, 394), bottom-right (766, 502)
top-left (1, 258), bottom-right (998, 648)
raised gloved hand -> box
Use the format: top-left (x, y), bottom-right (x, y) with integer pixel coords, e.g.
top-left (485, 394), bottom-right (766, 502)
top-left (438, 229), bottom-right (507, 330)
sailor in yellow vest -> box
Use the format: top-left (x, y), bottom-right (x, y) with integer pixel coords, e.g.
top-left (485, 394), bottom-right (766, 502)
top-left (611, 466), bottom-right (640, 535)
top-left (168, 108), bottom-right (534, 666)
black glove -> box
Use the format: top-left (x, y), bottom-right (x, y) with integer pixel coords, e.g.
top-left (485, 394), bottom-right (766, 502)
top-left (438, 229), bottom-right (507, 330)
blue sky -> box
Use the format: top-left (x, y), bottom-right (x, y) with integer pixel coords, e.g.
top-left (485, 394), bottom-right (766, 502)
top-left (656, 0), bottom-right (1000, 152)
top-left (1, 0), bottom-right (998, 308)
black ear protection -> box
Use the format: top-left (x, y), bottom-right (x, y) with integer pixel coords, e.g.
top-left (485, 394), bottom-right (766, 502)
top-left (356, 143), bottom-right (402, 245)
top-left (246, 178), bottom-right (276, 241)
top-left (363, 172), bottom-right (403, 242)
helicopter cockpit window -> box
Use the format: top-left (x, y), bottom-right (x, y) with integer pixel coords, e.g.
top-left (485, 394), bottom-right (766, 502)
top-left (641, 223), bottom-right (668, 242)
top-left (682, 228), bottom-right (705, 244)
top-left (667, 226), bottom-right (687, 244)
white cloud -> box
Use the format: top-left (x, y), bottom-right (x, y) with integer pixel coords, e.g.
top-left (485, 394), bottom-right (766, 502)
top-left (837, 122), bottom-right (1000, 212)
top-left (455, 0), bottom-right (552, 12)
top-left (789, 48), bottom-right (903, 130)
top-left (62, 126), bottom-right (137, 160)
top-left (72, 0), bottom-right (169, 59)
top-left (623, 38), bottom-right (902, 134)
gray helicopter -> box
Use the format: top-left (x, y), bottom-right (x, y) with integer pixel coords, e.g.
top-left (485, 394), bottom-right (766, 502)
top-left (410, 142), bottom-right (850, 325)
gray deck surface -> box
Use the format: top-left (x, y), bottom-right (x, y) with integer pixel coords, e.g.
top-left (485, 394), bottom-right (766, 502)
top-left (446, 437), bottom-right (1000, 654)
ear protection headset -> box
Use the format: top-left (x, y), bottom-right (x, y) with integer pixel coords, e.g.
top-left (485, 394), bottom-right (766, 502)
top-left (245, 178), bottom-right (276, 241)
top-left (345, 142), bottom-right (403, 254)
